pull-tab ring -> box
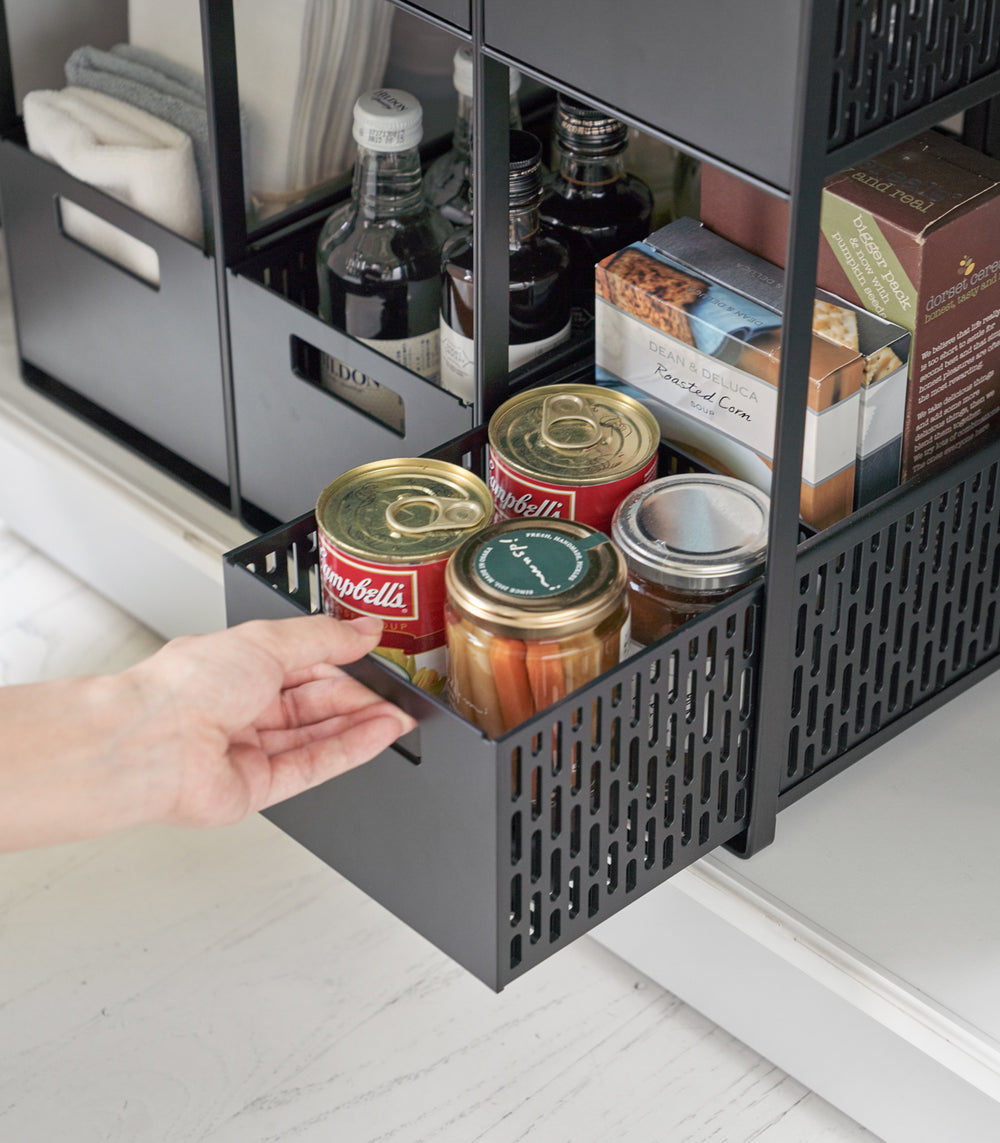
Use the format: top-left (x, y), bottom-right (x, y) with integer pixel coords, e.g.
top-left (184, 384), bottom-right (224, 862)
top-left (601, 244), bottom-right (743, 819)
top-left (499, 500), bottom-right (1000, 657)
top-left (385, 495), bottom-right (486, 535)
top-left (541, 393), bottom-right (603, 449)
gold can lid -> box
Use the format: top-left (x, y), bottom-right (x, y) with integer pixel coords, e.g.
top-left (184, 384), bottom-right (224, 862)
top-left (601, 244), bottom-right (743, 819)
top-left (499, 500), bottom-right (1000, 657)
top-left (446, 518), bottom-right (627, 640)
top-left (488, 384), bottom-right (659, 487)
top-left (316, 458), bottom-right (493, 563)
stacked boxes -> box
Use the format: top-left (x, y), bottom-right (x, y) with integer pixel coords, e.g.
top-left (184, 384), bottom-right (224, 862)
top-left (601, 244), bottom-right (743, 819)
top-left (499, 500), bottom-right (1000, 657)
top-left (701, 130), bottom-right (1000, 481)
top-left (594, 217), bottom-right (910, 530)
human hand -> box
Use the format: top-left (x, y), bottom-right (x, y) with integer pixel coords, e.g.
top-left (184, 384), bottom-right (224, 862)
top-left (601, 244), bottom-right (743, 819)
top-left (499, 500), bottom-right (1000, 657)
top-left (0, 614), bottom-right (416, 851)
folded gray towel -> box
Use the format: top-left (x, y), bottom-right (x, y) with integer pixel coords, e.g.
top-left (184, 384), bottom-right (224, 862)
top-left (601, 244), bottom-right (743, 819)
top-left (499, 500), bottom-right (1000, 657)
top-left (65, 43), bottom-right (249, 242)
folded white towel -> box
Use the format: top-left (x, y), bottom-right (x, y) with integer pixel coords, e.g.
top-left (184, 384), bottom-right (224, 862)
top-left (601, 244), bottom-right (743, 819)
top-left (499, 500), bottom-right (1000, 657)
top-left (128, 0), bottom-right (394, 216)
top-left (23, 86), bottom-right (203, 286)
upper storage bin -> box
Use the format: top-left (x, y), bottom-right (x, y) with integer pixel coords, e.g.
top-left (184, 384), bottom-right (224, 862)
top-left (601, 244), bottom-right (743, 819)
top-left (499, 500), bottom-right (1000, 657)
top-left (0, 0), bottom-right (232, 500)
top-left (483, 0), bottom-right (1000, 189)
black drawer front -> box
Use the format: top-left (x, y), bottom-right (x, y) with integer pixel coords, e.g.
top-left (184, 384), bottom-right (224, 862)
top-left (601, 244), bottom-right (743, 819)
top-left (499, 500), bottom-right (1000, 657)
top-left (484, 0), bottom-right (802, 186)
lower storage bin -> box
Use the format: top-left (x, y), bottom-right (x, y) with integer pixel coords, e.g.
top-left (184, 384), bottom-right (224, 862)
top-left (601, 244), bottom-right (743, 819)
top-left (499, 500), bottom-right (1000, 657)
top-left (224, 426), bottom-right (764, 989)
top-left (780, 434), bottom-right (1000, 806)
top-left (227, 213), bottom-right (476, 527)
top-left (0, 138), bottom-right (232, 500)
top-left (224, 415), bottom-right (1000, 989)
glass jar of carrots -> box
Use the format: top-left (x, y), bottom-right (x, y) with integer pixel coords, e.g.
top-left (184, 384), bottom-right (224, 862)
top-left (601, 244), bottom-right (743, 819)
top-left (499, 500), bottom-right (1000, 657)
top-left (444, 518), bottom-right (629, 737)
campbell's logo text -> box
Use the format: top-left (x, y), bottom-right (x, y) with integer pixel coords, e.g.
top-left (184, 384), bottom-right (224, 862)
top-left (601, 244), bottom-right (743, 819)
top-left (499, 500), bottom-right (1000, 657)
top-left (489, 472), bottom-right (567, 519)
top-left (322, 562), bottom-right (413, 617)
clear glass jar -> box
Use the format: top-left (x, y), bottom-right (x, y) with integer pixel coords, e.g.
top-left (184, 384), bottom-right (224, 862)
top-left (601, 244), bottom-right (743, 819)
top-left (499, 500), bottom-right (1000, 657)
top-left (611, 474), bottom-right (770, 645)
top-left (445, 519), bottom-right (629, 737)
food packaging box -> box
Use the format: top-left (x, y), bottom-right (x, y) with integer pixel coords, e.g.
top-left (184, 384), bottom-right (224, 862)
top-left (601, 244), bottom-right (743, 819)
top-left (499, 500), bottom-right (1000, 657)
top-left (594, 217), bottom-right (908, 527)
top-left (701, 130), bottom-right (1000, 481)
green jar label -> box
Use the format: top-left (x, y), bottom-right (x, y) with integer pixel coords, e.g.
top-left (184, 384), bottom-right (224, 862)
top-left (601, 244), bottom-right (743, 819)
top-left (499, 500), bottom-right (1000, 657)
top-left (473, 527), bottom-right (606, 598)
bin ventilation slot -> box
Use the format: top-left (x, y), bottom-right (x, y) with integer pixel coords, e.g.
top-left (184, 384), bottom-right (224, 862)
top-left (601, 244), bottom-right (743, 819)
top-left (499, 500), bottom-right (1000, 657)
top-left (785, 458), bottom-right (1000, 789)
top-left (829, 0), bottom-right (1000, 149)
top-left (503, 596), bottom-right (759, 978)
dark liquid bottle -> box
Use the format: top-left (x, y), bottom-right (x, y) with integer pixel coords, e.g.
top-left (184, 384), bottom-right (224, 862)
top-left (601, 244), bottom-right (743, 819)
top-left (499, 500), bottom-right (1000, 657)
top-left (424, 46), bottom-right (523, 227)
top-left (316, 88), bottom-right (452, 428)
top-left (539, 94), bottom-right (653, 311)
top-left (439, 130), bottom-right (571, 403)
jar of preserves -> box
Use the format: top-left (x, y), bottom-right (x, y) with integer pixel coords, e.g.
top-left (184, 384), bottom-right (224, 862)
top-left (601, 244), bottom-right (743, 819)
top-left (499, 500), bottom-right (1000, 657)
top-left (611, 474), bottom-right (770, 645)
top-left (445, 519), bottom-right (629, 737)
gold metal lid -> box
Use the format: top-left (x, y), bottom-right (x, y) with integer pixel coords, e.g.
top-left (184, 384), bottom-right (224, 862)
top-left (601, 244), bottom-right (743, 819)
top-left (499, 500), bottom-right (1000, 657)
top-left (488, 384), bottom-right (659, 487)
top-left (316, 458), bottom-right (492, 563)
top-left (445, 518), bottom-right (627, 640)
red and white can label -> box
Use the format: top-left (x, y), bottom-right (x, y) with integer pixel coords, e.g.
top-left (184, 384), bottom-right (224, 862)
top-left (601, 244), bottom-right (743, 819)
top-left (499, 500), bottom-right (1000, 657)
top-left (318, 536), bottom-right (449, 657)
top-left (488, 448), bottom-right (658, 535)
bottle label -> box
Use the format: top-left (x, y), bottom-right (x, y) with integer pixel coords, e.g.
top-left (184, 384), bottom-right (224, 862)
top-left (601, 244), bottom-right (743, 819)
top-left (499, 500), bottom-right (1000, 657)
top-left (509, 321), bottom-right (572, 371)
top-left (438, 318), bottom-right (573, 403)
top-left (356, 330), bottom-right (440, 384)
top-left (320, 354), bottom-right (405, 435)
top-left (439, 320), bottom-right (476, 402)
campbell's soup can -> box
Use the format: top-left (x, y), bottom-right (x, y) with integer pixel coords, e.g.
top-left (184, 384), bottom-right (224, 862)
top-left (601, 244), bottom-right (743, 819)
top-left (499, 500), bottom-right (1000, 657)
top-left (316, 459), bottom-right (492, 695)
top-left (487, 384), bottom-right (659, 533)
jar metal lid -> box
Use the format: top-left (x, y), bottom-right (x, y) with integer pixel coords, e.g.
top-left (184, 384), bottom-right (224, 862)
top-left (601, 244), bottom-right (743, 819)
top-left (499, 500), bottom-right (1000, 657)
top-left (353, 88), bottom-right (423, 152)
top-left (611, 474), bottom-right (770, 592)
top-left (555, 94), bottom-right (629, 154)
top-left (446, 519), bottom-right (627, 640)
top-left (488, 384), bottom-right (659, 488)
top-left (317, 458), bottom-right (492, 564)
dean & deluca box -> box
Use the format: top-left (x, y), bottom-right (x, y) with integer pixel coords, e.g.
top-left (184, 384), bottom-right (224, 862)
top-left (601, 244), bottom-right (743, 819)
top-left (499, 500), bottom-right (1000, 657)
top-left (700, 130), bottom-right (1000, 481)
top-left (594, 217), bottom-right (910, 528)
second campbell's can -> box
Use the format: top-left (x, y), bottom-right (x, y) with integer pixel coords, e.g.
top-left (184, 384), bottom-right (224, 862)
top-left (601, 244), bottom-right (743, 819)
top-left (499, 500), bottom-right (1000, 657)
top-left (316, 458), bottom-right (492, 695)
top-left (487, 384), bottom-right (659, 534)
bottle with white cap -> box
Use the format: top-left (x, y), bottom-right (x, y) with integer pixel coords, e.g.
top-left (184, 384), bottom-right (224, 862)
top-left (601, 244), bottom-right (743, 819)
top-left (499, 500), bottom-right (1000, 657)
top-left (423, 46), bottom-right (523, 226)
top-left (316, 88), bottom-right (453, 421)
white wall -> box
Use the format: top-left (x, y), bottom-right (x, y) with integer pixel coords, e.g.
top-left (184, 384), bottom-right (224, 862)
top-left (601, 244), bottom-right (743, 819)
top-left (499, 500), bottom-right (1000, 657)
top-left (5, 0), bottom-right (128, 107)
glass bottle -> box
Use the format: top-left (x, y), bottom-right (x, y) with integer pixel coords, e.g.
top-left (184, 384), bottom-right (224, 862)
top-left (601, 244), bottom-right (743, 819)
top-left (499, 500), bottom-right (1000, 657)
top-left (439, 130), bottom-right (571, 403)
top-left (539, 93), bottom-right (653, 311)
top-left (424, 46), bottom-right (523, 227)
top-left (316, 88), bottom-right (453, 427)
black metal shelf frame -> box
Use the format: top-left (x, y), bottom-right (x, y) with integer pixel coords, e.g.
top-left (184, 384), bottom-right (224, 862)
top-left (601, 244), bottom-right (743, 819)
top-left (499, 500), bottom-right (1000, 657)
top-left (1, 0), bottom-right (999, 987)
top-left (215, 0), bottom-right (1000, 987)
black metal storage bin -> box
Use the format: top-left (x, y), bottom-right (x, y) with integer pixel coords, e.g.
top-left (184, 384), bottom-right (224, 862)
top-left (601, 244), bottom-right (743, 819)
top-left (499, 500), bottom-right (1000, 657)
top-left (0, 138), bottom-right (232, 496)
top-left (483, 0), bottom-right (1000, 189)
top-left (226, 212), bottom-right (476, 525)
top-left (780, 436), bottom-right (1000, 808)
top-left (224, 426), bottom-right (1000, 990)
top-left (224, 429), bottom-right (763, 989)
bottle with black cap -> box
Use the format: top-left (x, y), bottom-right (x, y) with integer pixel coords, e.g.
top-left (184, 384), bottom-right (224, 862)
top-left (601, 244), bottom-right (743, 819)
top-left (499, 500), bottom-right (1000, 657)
top-left (439, 129), bottom-right (571, 403)
top-left (316, 88), bottom-right (453, 422)
top-left (539, 93), bottom-right (653, 311)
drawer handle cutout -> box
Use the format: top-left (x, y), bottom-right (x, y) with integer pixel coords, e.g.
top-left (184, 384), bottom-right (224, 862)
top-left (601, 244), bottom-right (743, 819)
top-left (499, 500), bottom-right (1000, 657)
top-left (54, 195), bottom-right (161, 289)
top-left (290, 334), bottom-right (406, 436)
